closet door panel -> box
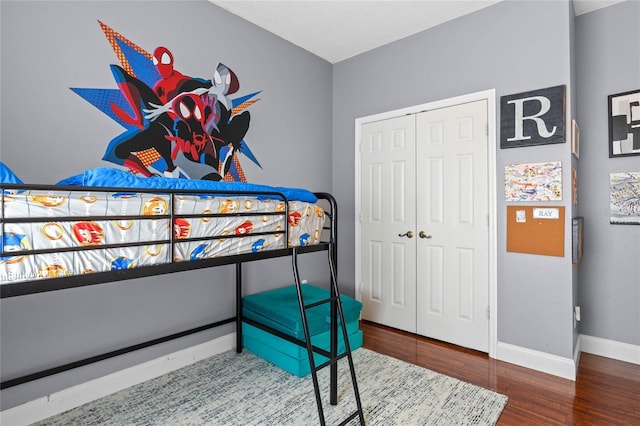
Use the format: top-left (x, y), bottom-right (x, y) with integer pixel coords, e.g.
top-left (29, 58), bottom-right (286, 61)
top-left (360, 115), bottom-right (416, 333)
top-left (415, 100), bottom-right (489, 352)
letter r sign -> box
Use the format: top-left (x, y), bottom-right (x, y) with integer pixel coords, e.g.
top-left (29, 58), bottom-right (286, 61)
top-left (501, 85), bottom-right (566, 148)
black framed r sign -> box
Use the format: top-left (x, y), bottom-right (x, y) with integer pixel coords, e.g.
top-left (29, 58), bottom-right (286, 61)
top-left (501, 85), bottom-right (566, 149)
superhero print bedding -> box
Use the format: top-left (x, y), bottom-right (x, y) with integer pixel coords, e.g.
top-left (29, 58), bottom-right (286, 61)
top-left (1, 166), bottom-right (326, 285)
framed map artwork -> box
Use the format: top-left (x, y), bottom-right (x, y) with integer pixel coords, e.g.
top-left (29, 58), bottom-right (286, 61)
top-left (504, 162), bottom-right (562, 202)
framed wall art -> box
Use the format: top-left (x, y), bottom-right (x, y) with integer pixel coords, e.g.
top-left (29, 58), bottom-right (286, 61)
top-left (608, 89), bottom-right (640, 157)
top-left (571, 119), bottom-right (579, 158)
top-left (572, 217), bottom-right (584, 265)
top-left (504, 161), bottom-right (563, 201)
top-left (501, 85), bottom-right (565, 149)
top-left (572, 166), bottom-right (578, 205)
top-left (609, 172), bottom-right (640, 225)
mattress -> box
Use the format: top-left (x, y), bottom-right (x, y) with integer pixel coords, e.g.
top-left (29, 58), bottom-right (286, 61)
top-left (172, 194), bottom-right (325, 260)
top-left (1, 189), bottom-right (325, 284)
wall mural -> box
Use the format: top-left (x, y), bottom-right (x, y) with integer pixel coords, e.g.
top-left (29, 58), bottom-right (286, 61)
top-left (71, 21), bottom-right (262, 182)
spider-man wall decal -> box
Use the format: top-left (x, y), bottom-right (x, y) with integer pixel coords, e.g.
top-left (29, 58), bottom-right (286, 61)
top-left (71, 21), bottom-right (262, 181)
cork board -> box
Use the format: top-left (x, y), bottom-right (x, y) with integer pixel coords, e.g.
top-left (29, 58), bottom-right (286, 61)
top-left (507, 205), bottom-right (565, 257)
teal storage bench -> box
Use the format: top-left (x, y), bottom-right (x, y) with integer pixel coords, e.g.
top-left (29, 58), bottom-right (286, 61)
top-left (242, 284), bottom-right (363, 377)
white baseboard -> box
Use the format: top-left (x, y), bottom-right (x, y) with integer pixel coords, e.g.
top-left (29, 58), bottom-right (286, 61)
top-left (497, 341), bottom-right (577, 380)
top-left (580, 334), bottom-right (640, 365)
top-left (0, 333), bottom-right (236, 426)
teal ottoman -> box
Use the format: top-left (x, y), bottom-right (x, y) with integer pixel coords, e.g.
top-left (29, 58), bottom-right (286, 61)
top-left (242, 284), bottom-right (363, 377)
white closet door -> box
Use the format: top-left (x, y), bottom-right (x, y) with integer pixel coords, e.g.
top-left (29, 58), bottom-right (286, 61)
top-left (415, 100), bottom-right (489, 352)
top-left (360, 115), bottom-right (417, 332)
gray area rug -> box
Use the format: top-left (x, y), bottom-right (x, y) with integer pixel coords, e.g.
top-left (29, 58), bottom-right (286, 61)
top-left (36, 348), bottom-right (507, 425)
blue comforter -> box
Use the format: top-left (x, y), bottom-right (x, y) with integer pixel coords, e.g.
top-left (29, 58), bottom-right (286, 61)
top-left (57, 167), bottom-right (318, 203)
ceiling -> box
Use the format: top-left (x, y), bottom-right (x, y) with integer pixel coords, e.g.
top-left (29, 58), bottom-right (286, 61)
top-left (210, 0), bottom-right (625, 63)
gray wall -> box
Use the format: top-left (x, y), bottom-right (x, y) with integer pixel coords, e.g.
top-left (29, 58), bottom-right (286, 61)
top-left (333, 0), bottom-right (577, 358)
top-left (0, 0), bottom-right (332, 409)
top-left (1, 0), bottom-right (638, 413)
top-left (575, 1), bottom-right (640, 346)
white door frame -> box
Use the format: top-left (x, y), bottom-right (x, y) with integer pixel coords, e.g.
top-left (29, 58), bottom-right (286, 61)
top-left (354, 89), bottom-right (498, 359)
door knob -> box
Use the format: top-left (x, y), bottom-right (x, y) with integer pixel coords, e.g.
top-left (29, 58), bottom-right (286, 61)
top-left (419, 231), bottom-right (432, 239)
top-left (398, 231), bottom-right (414, 238)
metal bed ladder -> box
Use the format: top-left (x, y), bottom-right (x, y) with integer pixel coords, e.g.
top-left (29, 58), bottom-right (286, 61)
top-left (291, 243), bottom-right (365, 425)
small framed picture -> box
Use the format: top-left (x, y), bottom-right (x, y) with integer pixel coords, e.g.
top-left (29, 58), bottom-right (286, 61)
top-left (608, 89), bottom-right (640, 158)
top-left (572, 217), bottom-right (584, 264)
top-left (571, 119), bottom-right (579, 159)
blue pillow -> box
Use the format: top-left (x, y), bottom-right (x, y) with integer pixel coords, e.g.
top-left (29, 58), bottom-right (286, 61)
top-left (58, 167), bottom-right (318, 203)
top-left (0, 162), bottom-right (23, 184)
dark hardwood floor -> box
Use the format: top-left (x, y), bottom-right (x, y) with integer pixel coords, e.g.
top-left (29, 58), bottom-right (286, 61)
top-left (360, 320), bottom-right (640, 425)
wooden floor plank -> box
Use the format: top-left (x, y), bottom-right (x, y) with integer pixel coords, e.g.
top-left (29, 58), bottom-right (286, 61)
top-left (361, 320), bottom-right (640, 425)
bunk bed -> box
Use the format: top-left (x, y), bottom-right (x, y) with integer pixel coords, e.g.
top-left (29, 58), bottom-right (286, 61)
top-left (0, 165), bottom-right (364, 425)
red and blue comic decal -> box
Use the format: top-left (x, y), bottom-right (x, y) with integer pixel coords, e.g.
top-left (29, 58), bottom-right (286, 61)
top-left (71, 21), bottom-right (262, 182)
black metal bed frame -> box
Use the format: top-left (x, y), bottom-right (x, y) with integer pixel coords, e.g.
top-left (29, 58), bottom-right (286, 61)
top-left (1, 184), bottom-right (364, 425)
